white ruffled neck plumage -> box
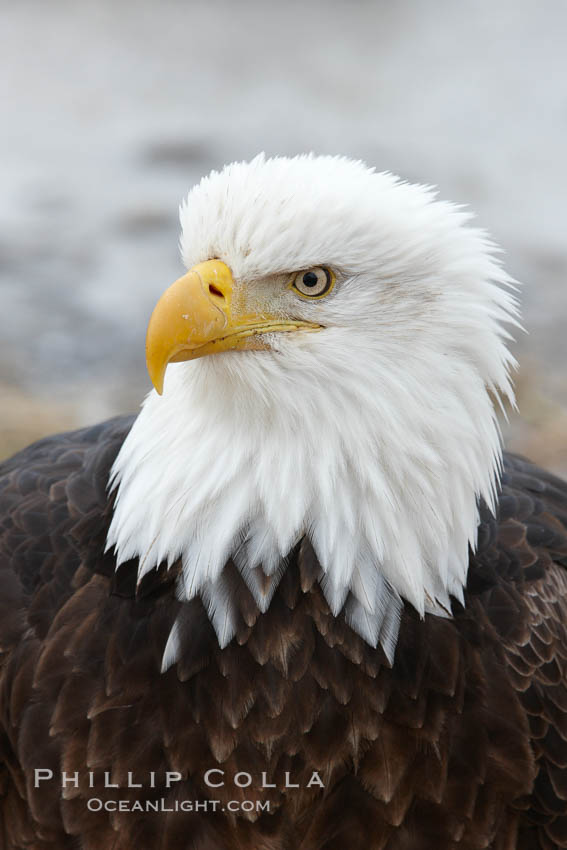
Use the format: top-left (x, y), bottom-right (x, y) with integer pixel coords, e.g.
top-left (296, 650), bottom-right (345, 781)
top-left (106, 154), bottom-right (519, 667)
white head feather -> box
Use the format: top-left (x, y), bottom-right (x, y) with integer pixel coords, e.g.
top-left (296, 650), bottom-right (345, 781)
top-left (106, 154), bottom-right (519, 668)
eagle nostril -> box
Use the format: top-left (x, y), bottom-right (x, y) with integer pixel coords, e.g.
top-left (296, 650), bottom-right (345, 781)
top-left (208, 284), bottom-right (225, 300)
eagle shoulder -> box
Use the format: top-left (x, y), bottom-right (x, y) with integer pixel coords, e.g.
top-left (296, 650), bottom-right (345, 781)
top-left (466, 451), bottom-right (567, 848)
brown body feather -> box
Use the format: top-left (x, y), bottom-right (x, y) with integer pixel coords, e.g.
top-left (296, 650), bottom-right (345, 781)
top-left (1, 417), bottom-right (567, 849)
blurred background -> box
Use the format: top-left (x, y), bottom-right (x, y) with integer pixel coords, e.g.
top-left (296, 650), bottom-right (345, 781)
top-left (1, 0), bottom-right (566, 474)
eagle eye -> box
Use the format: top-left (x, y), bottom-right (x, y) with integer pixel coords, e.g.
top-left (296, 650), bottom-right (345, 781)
top-left (291, 267), bottom-right (335, 299)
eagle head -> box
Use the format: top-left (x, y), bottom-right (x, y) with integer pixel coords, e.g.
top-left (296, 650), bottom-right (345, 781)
top-left (107, 154), bottom-right (519, 665)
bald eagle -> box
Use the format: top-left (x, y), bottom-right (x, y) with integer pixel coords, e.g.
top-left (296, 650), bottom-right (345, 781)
top-left (1, 155), bottom-right (567, 850)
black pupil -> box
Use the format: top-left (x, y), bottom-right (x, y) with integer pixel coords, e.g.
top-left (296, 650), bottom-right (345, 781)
top-left (302, 271), bottom-right (320, 288)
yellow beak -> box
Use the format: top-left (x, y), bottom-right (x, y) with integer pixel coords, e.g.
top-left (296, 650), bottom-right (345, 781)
top-left (146, 259), bottom-right (319, 394)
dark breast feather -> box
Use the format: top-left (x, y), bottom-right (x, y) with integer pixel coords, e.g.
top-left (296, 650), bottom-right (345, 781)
top-left (0, 420), bottom-right (567, 850)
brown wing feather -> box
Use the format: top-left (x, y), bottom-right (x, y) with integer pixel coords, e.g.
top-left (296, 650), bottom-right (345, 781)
top-left (471, 453), bottom-right (567, 850)
top-left (1, 425), bottom-right (567, 850)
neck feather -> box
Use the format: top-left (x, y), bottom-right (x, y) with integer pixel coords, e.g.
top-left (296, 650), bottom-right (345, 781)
top-left (106, 345), bottom-right (504, 666)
